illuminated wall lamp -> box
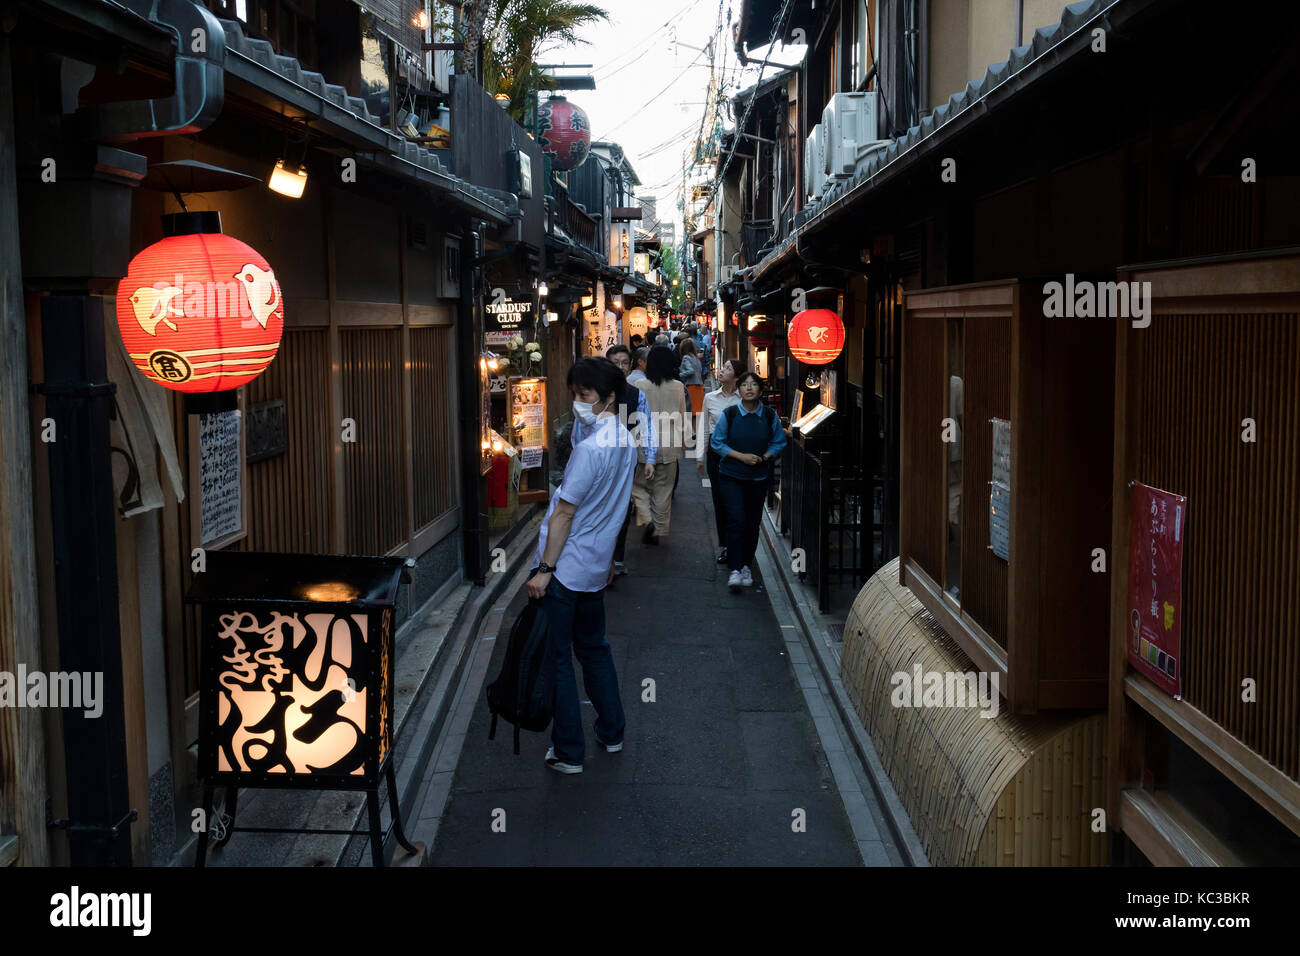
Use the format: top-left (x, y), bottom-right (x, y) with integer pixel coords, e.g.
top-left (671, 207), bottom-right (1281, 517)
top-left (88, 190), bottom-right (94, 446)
top-left (537, 281), bottom-right (548, 297)
top-left (268, 159), bottom-right (308, 199)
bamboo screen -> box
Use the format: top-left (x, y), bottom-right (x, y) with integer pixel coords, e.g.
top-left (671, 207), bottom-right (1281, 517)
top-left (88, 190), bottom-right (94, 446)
top-left (410, 326), bottom-right (458, 529)
top-left (1130, 312), bottom-right (1299, 781)
top-left (341, 328), bottom-right (406, 556)
top-left (239, 329), bottom-right (333, 554)
top-left (901, 315), bottom-right (946, 581)
top-left (960, 315), bottom-right (1012, 648)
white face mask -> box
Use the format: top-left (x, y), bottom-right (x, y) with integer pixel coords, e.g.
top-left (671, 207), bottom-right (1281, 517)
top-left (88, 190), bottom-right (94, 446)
top-left (573, 398), bottom-right (603, 424)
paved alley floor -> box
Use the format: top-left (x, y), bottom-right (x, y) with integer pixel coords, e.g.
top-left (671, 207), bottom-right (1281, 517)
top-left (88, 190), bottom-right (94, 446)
top-left (430, 464), bottom-right (864, 866)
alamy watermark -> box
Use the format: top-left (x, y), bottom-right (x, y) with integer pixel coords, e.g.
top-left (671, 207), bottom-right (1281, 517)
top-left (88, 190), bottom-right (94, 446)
top-left (0, 666), bottom-right (103, 718)
top-left (890, 664), bottom-right (999, 718)
top-left (1043, 273), bottom-right (1152, 328)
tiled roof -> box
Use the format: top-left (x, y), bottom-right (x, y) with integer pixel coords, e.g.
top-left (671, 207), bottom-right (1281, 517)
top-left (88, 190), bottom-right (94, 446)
top-left (216, 18), bottom-right (508, 219)
top-left (750, 0), bottom-right (1125, 281)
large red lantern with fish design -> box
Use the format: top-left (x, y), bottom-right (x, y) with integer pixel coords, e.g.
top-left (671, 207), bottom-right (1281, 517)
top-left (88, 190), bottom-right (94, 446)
top-left (788, 308), bottom-right (844, 365)
top-left (537, 95), bottom-right (590, 171)
top-left (116, 222), bottom-right (283, 393)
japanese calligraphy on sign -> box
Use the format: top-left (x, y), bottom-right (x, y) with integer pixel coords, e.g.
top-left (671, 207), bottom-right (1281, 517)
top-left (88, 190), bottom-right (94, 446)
top-left (1127, 481), bottom-right (1187, 697)
top-left (989, 418), bottom-right (1011, 561)
top-left (199, 410), bottom-right (243, 545)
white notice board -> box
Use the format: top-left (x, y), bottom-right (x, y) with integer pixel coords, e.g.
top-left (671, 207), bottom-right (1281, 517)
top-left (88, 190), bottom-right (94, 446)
top-left (189, 399), bottom-right (248, 550)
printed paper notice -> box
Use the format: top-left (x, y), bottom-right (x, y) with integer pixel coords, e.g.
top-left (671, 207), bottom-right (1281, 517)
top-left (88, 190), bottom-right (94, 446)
top-left (199, 410), bottom-right (242, 544)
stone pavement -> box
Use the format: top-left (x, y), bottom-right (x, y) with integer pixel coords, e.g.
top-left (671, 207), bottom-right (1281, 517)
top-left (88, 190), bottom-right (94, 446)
top-left (430, 462), bottom-right (873, 866)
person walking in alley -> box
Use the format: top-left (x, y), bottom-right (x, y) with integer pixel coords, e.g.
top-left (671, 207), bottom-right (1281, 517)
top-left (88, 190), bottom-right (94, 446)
top-left (711, 372), bottom-right (787, 591)
top-left (527, 357), bottom-right (637, 774)
top-left (627, 346), bottom-right (649, 385)
top-left (599, 344), bottom-right (656, 577)
top-left (632, 346), bottom-right (691, 545)
top-left (698, 358), bottom-right (743, 564)
top-left (678, 337), bottom-right (705, 418)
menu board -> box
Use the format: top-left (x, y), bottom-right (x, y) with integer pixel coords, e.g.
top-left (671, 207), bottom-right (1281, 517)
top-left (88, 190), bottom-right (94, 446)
top-left (508, 377), bottom-right (547, 470)
top-left (1126, 481), bottom-right (1187, 698)
top-left (198, 409), bottom-right (243, 545)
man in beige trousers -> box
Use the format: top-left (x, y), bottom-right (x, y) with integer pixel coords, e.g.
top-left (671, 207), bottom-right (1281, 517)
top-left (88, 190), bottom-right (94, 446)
top-left (631, 345), bottom-right (691, 544)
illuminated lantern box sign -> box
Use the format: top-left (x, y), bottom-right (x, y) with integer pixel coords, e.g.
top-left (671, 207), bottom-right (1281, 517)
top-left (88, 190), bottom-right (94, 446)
top-left (789, 308), bottom-right (845, 365)
top-left (187, 550), bottom-right (417, 865)
top-left (484, 291), bottom-right (535, 348)
top-left (115, 212), bottom-right (284, 393)
top-left (625, 306), bottom-right (649, 338)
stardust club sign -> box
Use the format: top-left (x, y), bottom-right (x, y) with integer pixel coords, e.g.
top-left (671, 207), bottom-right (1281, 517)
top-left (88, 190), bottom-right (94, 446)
top-left (485, 289), bottom-right (535, 346)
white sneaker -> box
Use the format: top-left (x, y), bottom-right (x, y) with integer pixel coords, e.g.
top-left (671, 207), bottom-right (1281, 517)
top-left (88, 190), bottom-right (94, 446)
top-left (545, 747), bottom-right (583, 774)
top-left (728, 570), bottom-right (743, 591)
top-left (741, 566), bottom-right (754, 587)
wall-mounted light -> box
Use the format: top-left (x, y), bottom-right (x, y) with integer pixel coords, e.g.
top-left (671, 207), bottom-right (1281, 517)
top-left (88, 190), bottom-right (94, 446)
top-left (412, 9), bottom-right (430, 29)
top-left (494, 93), bottom-right (511, 109)
top-left (581, 294), bottom-right (594, 307)
top-left (268, 158), bottom-right (308, 199)
top-left (612, 295), bottom-right (622, 309)
top-left (537, 281), bottom-right (548, 297)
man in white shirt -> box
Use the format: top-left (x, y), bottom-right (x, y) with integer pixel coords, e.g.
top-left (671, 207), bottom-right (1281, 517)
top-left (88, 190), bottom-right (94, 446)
top-left (528, 357), bottom-right (639, 774)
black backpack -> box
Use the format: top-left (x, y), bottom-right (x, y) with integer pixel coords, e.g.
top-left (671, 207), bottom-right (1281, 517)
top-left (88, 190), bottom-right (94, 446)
top-left (486, 598), bottom-right (554, 754)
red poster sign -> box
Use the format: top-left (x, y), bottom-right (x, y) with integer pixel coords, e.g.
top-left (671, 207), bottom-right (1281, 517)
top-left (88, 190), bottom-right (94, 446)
top-left (1127, 482), bottom-right (1187, 697)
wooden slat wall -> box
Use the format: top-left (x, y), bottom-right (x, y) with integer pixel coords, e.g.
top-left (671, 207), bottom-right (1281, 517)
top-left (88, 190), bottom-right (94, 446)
top-left (410, 327), bottom-right (457, 529)
top-left (341, 328), bottom-right (406, 555)
top-left (1131, 311), bottom-right (1299, 781)
top-left (238, 329), bottom-right (332, 553)
top-left (960, 314), bottom-right (1012, 648)
top-left (901, 315), bottom-right (945, 581)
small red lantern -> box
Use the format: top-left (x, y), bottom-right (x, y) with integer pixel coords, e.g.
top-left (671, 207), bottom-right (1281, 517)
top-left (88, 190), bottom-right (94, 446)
top-left (788, 308), bottom-right (845, 365)
top-left (537, 95), bottom-right (590, 171)
top-left (116, 222), bottom-right (284, 393)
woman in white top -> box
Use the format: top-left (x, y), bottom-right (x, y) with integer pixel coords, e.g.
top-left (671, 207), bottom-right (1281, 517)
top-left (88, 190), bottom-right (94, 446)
top-left (697, 358), bottom-right (743, 564)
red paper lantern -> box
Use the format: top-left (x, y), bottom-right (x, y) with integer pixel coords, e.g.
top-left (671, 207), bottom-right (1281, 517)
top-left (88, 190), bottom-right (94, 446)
top-left (116, 232), bottom-right (284, 392)
top-left (788, 308), bottom-right (845, 365)
top-left (537, 95), bottom-right (590, 171)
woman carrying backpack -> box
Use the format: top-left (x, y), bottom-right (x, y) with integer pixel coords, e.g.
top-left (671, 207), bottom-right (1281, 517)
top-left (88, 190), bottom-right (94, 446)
top-left (711, 372), bottom-right (787, 591)
top-left (697, 358), bottom-right (742, 564)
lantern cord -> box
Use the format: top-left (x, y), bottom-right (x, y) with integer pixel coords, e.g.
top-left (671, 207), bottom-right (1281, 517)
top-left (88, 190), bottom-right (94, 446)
top-left (160, 171), bottom-right (189, 212)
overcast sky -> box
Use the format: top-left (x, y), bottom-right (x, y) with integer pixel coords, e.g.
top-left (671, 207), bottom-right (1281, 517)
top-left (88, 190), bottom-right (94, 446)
top-left (540, 0), bottom-right (801, 238)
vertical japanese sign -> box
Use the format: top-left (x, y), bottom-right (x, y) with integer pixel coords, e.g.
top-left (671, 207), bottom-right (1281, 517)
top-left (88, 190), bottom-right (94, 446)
top-left (1127, 481), bottom-right (1187, 697)
top-left (584, 280), bottom-right (606, 357)
top-left (198, 409), bottom-right (242, 545)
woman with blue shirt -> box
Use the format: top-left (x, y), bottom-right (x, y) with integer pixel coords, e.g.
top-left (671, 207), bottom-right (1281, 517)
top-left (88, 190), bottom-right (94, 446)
top-left (710, 372), bottom-right (787, 591)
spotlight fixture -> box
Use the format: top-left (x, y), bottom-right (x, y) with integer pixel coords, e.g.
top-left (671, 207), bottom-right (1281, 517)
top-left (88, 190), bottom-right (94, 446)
top-left (612, 295), bottom-right (622, 309)
top-left (537, 280), bottom-right (548, 297)
top-left (268, 158), bottom-right (307, 198)
top-left (494, 93), bottom-right (511, 109)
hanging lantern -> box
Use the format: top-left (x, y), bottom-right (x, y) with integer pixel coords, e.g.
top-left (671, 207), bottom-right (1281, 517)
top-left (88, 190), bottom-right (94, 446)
top-left (625, 306), bottom-right (648, 338)
top-left (537, 95), bottom-right (590, 171)
top-left (788, 308), bottom-right (845, 365)
top-left (116, 213), bottom-right (284, 393)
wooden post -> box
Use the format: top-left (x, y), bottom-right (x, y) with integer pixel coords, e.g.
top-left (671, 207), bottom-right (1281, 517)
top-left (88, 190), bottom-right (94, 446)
top-left (0, 32), bottom-right (50, 867)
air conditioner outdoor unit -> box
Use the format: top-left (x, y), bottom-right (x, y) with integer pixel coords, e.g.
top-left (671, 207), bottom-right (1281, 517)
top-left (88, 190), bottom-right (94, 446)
top-left (804, 124), bottom-right (826, 200)
top-left (822, 91), bottom-right (889, 179)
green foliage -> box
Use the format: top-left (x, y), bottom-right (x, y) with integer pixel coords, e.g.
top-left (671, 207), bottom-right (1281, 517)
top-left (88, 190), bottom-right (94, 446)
top-left (481, 0), bottom-right (610, 122)
top-left (660, 246), bottom-right (686, 312)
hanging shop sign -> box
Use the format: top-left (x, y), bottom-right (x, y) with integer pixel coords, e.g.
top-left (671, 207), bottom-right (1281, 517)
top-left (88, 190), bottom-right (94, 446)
top-left (196, 408), bottom-right (244, 547)
top-left (625, 306), bottom-right (649, 339)
top-left (989, 418), bottom-right (1011, 561)
top-left (789, 308), bottom-right (845, 366)
top-left (537, 95), bottom-right (591, 171)
top-left (583, 281), bottom-right (609, 357)
top-left (116, 221), bottom-right (284, 392)
top-left (1126, 481), bottom-right (1187, 698)
top-left (508, 377), bottom-right (547, 470)
top-left (485, 290), bottom-right (535, 347)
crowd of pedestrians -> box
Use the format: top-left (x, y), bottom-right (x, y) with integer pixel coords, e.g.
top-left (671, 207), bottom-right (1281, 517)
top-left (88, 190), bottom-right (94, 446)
top-left (526, 322), bottom-right (786, 774)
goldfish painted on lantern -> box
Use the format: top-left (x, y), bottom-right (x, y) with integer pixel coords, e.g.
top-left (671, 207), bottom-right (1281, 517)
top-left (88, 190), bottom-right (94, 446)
top-left (116, 232), bottom-right (284, 392)
top-left (788, 308), bottom-right (845, 365)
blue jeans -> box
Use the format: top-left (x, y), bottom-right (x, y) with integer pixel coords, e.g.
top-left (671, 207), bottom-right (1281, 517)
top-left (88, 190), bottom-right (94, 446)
top-left (541, 575), bottom-right (626, 764)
